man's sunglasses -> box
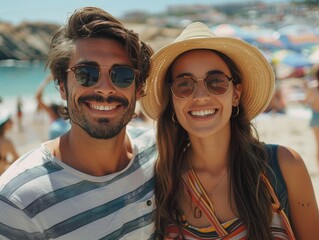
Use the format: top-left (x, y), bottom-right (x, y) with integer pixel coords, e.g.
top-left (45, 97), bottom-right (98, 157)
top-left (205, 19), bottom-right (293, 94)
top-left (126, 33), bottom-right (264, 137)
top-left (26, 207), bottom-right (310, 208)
top-left (66, 64), bottom-right (139, 88)
top-left (171, 71), bottom-right (233, 98)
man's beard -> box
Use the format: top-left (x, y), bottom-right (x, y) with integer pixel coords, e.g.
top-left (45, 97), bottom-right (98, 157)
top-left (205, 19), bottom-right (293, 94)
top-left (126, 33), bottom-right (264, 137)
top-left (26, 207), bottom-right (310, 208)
top-left (68, 94), bottom-right (136, 139)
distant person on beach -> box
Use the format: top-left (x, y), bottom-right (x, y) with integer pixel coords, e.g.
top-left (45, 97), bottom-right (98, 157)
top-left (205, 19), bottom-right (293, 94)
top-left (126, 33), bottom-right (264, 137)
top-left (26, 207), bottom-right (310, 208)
top-left (35, 74), bottom-right (71, 139)
top-left (264, 81), bottom-right (286, 114)
top-left (140, 22), bottom-right (319, 239)
top-left (0, 109), bottom-right (19, 175)
top-left (16, 96), bottom-right (23, 131)
top-left (0, 7), bottom-right (156, 239)
top-left (264, 64), bottom-right (286, 114)
top-left (304, 66), bottom-right (319, 174)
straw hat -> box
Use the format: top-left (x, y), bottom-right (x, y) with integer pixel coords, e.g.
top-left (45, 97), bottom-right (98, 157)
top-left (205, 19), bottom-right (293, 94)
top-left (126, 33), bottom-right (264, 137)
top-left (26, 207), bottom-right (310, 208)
top-left (140, 22), bottom-right (275, 120)
top-left (0, 109), bottom-right (11, 126)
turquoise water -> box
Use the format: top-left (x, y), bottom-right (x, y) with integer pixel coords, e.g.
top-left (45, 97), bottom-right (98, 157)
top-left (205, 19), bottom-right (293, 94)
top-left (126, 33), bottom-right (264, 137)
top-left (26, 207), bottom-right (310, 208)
top-left (0, 61), bottom-right (61, 114)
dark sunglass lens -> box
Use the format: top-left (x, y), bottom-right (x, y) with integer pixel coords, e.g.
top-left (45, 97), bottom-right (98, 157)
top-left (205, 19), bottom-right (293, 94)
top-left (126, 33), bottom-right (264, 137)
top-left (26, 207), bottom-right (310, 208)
top-left (74, 66), bottom-right (99, 87)
top-left (111, 66), bottom-right (135, 88)
top-left (172, 77), bottom-right (195, 98)
top-left (206, 73), bottom-right (229, 95)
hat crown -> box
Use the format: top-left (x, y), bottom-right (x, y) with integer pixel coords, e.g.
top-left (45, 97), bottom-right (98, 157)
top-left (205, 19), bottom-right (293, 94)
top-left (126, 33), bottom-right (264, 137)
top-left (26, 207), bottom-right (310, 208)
top-left (174, 22), bottom-right (216, 43)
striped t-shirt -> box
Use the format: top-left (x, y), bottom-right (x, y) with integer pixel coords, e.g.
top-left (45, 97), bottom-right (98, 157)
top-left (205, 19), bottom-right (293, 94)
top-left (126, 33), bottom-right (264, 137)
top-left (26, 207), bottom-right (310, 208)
top-left (0, 127), bottom-right (157, 240)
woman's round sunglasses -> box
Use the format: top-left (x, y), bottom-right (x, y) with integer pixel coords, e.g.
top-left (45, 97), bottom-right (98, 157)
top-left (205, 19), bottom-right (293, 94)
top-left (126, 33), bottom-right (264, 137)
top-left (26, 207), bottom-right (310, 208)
top-left (66, 64), bottom-right (139, 88)
top-left (171, 71), bottom-right (233, 98)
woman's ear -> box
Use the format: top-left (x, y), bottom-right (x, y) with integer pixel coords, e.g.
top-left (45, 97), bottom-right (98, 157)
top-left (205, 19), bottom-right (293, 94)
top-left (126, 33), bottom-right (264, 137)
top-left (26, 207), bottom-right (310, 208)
top-left (233, 83), bottom-right (242, 106)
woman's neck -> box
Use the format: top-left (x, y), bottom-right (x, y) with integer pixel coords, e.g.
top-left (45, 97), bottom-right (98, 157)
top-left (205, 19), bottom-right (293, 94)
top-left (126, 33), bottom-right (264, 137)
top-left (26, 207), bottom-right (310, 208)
top-left (187, 135), bottom-right (230, 173)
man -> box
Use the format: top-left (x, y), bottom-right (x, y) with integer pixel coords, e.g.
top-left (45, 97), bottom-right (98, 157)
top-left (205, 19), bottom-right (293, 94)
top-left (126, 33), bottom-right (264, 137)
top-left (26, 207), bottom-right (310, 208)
top-left (0, 7), bottom-right (156, 239)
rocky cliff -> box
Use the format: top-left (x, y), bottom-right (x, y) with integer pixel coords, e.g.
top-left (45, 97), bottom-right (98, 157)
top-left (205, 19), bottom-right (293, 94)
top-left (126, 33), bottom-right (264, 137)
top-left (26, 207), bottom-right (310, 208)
top-left (0, 22), bottom-right (59, 61)
top-left (0, 21), bottom-right (181, 61)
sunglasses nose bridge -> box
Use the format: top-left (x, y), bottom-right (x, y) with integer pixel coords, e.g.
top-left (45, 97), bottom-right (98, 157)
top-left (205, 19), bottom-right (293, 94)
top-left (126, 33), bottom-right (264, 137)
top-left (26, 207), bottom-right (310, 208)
top-left (192, 78), bottom-right (211, 98)
top-left (99, 65), bottom-right (112, 78)
top-left (95, 66), bottom-right (117, 93)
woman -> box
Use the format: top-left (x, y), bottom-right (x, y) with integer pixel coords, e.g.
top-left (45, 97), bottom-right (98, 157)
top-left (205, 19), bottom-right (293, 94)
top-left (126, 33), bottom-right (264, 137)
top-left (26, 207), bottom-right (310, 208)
top-left (141, 22), bottom-right (319, 239)
top-left (304, 66), bottom-right (319, 174)
top-left (0, 109), bottom-right (19, 174)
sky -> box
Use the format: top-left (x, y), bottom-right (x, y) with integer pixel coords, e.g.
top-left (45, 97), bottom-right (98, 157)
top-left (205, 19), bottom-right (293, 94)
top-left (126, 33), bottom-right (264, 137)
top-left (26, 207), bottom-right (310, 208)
top-left (1, 0), bottom-right (287, 25)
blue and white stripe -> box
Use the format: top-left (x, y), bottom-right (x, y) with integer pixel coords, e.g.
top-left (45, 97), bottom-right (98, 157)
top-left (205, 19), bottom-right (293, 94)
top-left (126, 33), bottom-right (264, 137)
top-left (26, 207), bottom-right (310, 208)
top-left (0, 127), bottom-right (157, 240)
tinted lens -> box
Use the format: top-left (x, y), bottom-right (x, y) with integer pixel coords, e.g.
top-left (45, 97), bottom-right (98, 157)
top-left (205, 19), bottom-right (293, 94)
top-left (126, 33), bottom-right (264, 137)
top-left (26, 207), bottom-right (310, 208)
top-left (205, 73), bottom-right (230, 95)
top-left (110, 66), bottom-right (135, 88)
top-left (73, 66), bottom-right (99, 87)
top-left (171, 76), bottom-right (195, 98)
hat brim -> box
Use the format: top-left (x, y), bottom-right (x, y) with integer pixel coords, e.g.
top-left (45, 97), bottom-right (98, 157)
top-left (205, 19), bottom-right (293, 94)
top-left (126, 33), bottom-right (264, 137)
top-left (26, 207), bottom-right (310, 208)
top-left (0, 110), bottom-right (11, 126)
top-left (140, 37), bottom-right (274, 120)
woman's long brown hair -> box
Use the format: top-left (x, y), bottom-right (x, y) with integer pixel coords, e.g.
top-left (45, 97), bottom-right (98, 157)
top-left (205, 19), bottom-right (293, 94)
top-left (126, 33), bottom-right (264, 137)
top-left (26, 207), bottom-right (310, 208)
top-left (155, 50), bottom-right (273, 239)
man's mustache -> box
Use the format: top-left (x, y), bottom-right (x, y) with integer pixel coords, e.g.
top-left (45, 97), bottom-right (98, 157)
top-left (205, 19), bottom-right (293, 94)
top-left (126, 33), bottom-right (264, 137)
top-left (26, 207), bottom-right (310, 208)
top-left (79, 95), bottom-right (129, 107)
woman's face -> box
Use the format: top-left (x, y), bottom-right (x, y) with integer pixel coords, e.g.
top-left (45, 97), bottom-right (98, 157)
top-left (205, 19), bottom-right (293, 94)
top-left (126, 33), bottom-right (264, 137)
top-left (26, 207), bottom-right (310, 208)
top-left (170, 49), bottom-right (242, 138)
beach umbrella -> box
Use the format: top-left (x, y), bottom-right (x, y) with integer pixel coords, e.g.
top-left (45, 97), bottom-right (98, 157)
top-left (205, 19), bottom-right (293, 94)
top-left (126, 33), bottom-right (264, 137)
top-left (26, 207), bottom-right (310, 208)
top-left (211, 23), bottom-right (243, 37)
top-left (210, 24), bottom-right (255, 41)
top-left (277, 24), bottom-right (319, 51)
top-left (272, 49), bottom-right (313, 68)
top-left (253, 29), bottom-right (284, 50)
top-left (278, 24), bottom-right (315, 36)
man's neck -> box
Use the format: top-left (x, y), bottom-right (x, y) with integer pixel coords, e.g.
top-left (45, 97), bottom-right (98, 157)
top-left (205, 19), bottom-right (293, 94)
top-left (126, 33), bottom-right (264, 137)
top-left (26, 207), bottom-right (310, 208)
top-left (48, 127), bottom-right (133, 176)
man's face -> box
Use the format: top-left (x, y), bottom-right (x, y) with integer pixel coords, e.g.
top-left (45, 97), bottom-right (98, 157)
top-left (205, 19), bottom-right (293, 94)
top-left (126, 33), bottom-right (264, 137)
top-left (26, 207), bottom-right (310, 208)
top-left (61, 38), bottom-right (140, 139)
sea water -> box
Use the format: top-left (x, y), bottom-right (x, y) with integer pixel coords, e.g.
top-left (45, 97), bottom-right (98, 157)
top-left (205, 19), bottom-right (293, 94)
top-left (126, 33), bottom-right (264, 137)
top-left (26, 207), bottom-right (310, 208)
top-left (0, 60), bottom-right (61, 115)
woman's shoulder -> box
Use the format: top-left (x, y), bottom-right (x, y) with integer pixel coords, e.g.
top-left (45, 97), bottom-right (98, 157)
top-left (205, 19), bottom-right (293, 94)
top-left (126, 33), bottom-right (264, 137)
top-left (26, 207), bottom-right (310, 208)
top-left (276, 146), bottom-right (319, 238)
top-left (276, 145), bottom-right (305, 172)
top-left (276, 145), bottom-right (313, 194)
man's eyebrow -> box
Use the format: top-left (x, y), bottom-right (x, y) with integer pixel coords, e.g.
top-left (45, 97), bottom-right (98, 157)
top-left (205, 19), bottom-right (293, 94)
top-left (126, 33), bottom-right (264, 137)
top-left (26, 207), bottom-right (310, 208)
top-left (75, 61), bottom-right (99, 66)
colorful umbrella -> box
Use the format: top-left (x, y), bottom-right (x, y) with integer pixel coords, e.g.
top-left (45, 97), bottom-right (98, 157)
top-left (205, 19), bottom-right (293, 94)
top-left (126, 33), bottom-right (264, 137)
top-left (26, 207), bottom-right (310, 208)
top-left (253, 29), bottom-right (284, 50)
top-left (272, 49), bottom-right (313, 68)
top-left (211, 24), bottom-right (243, 37)
top-left (210, 24), bottom-right (255, 42)
top-left (277, 24), bottom-right (319, 50)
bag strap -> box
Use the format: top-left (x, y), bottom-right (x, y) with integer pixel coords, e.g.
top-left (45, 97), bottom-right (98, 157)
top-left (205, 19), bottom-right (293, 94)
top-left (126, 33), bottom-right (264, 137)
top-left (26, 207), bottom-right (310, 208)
top-left (261, 174), bottom-right (296, 240)
top-left (265, 144), bottom-right (290, 218)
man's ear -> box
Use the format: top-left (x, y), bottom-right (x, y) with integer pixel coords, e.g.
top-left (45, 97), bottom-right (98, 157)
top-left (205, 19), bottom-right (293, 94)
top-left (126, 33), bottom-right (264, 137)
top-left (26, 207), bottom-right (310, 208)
top-left (136, 86), bottom-right (146, 101)
top-left (59, 81), bottom-right (67, 100)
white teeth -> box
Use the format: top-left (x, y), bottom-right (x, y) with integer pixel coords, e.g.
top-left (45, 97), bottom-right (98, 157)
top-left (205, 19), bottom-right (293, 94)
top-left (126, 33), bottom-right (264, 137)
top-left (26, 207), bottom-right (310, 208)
top-left (190, 109), bottom-right (215, 116)
top-left (91, 105), bottom-right (116, 111)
